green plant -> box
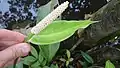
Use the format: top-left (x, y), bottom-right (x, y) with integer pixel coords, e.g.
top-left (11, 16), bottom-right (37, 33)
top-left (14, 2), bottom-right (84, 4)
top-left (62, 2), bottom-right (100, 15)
top-left (23, 20), bottom-right (94, 68)
top-left (81, 51), bottom-right (94, 64)
top-left (27, 20), bottom-right (94, 45)
top-left (105, 60), bottom-right (115, 68)
top-left (13, 1), bottom-right (96, 68)
top-left (23, 43), bottom-right (60, 68)
top-left (37, 0), bottom-right (60, 23)
top-left (66, 50), bottom-right (73, 67)
top-left (59, 50), bottom-right (73, 67)
top-left (78, 51), bottom-right (94, 68)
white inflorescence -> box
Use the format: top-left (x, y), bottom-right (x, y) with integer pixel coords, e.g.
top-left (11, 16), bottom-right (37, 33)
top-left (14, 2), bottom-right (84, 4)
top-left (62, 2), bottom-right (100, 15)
top-left (31, 1), bottom-right (69, 34)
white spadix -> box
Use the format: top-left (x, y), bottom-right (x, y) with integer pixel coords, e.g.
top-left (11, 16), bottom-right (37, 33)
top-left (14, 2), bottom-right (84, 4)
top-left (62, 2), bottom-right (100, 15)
top-left (31, 1), bottom-right (69, 34)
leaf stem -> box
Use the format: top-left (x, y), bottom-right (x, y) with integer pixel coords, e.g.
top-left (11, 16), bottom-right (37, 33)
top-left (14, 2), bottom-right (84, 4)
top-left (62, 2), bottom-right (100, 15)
top-left (13, 57), bottom-right (19, 68)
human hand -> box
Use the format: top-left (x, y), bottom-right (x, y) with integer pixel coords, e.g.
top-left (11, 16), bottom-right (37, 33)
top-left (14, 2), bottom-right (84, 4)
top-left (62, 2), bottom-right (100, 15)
top-left (0, 29), bottom-right (31, 68)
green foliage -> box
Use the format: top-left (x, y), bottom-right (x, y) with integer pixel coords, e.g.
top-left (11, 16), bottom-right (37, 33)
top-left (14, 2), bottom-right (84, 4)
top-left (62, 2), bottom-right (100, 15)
top-left (27, 20), bottom-right (94, 45)
top-left (31, 46), bottom-right (38, 58)
top-left (66, 50), bottom-right (70, 66)
top-left (7, 61), bottom-right (23, 68)
top-left (79, 61), bottom-right (88, 68)
top-left (23, 0), bottom-right (96, 67)
top-left (24, 20), bottom-right (95, 68)
top-left (30, 61), bottom-right (41, 68)
top-left (23, 56), bottom-right (36, 65)
top-left (78, 51), bottom-right (94, 68)
top-left (50, 64), bottom-right (59, 68)
top-left (105, 60), bottom-right (115, 68)
top-left (66, 50), bottom-right (71, 59)
top-left (37, 1), bottom-right (51, 23)
top-left (39, 43), bottom-right (60, 63)
top-left (8, 0), bottom-right (97, 68)
top-left (59, 50), bottom-right (73, 67)
top-left (43, 64), bottom-right (58, 68)
top-left (23, 43), bottom-right (59, 68)
top-left (66, 50), bottom-right (73, 67)
top-left (37, 0), bottom-right (59, 23)
top-left (38, 50), bottom-right (44, 64)
top-left (15, 62), bottom-right (23, 68)
top-left (81, 51), bottom-right (94, 64)
top-left (66, 61), bottom-right (69, 67)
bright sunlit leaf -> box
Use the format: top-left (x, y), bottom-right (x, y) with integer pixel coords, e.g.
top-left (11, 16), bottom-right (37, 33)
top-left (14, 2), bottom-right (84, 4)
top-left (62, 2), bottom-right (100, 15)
top-left (105, 60), bottom-right (115, 68)
top-left (27, 20), bottom-right (95, 45)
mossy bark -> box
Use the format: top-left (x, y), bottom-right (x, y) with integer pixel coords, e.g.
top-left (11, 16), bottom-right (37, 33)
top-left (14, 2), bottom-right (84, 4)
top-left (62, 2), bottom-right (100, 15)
top-left (79, 0), bottom-right (120, 50)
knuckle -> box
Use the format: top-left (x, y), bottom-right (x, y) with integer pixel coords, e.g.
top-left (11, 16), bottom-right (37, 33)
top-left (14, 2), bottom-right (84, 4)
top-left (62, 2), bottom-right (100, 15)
top-left (11, 47), bottom-right (24, 58)
top-left (11, 48), bottom-right (19, 59)
top-left (0, 61), bottom-right (5, 68)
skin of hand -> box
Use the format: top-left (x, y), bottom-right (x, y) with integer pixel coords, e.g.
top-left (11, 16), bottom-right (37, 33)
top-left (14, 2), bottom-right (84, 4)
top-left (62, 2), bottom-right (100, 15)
top-left (0, 29), bottom-right (31, 68)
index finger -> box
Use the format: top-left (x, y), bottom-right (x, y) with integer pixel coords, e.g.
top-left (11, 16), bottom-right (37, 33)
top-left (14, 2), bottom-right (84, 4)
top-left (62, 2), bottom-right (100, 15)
top-left (0, 29), bottom-right (25, 42)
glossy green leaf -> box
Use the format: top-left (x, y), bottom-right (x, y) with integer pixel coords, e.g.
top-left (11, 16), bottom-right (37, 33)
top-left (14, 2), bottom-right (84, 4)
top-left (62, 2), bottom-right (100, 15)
top-left (28, 20), bottom-right (94, 45)
top-left (105, 60), bottom-right (115, 68)
top-left (81, 51), bottom-right (94, 64)
top-left (40, 43), bottom-right (60, 63)
top-left (31, 46), bottom-right (38, 58)
top-left (23, 56), bottom-right (36, 65)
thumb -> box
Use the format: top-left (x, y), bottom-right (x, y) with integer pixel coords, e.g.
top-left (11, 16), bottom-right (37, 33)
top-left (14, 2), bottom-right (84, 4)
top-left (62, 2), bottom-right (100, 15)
top-left (0, 43), bottom-right (30, 67)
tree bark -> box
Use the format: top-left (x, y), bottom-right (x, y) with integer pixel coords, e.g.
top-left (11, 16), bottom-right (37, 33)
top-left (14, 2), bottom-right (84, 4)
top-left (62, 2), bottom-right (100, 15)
top-left (79, 0), bottom-right (120, 50)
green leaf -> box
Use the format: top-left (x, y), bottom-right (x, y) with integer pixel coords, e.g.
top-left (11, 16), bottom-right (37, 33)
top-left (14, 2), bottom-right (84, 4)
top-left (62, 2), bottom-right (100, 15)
top-left (105, 60), bottom-right (115, 68)
top-left (7, 61), bottom-right (23, 68)
top-left (31, 61), bottom-right (41, 68)
top-left (15, 61), bottom-right (24, 68)
top-left (66, 61), bottom-right (70, 67)
top-left (69, 58), bottom-right (73, 62)
top-left (23, 56), bottom-right (36, 65)
top-left (25, 33), bottom-right (34, 42)
top-left (41, 60), bottom-right (47, 66)
top-left (37, 1), bottom-right (51, 23)
top-left (81, 51), bottom-right (94, 64)
top-left (38, 50), bottom-right (44, 64)
top-left (50, 64), bottom-right (59, 68)
top-left (31, 46), bottom-right (38, 58)
top-left (40, 43), bottom-right (60, 63)
top-left (37, 0), bottom-right (59, 23)
top-left (43, 66), bottom-right (50, 68)
top-left (42, 64), bottom-right (58, 68)
top-left (66, 50), bottom-right (71, 59)
top-left (28, 20), bottom-right (94, 45)
top-left (78, 61), bottom-right (88, 68)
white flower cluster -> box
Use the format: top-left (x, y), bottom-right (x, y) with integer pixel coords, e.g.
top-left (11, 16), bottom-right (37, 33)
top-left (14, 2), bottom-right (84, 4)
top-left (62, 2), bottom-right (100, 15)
top-left (31, 1), bottom-right (69, 34)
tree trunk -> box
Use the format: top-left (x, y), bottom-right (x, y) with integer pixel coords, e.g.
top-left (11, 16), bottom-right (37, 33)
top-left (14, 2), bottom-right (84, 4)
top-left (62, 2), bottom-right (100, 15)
top-left (79, 0), bottom-right (120, 50)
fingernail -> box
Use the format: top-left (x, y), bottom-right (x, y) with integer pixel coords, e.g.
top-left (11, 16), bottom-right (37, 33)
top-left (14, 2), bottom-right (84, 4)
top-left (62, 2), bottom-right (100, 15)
top-left (20, 43), bottom-right (30, 56)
